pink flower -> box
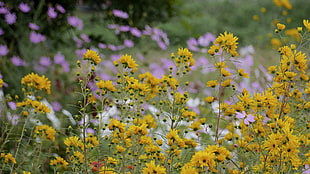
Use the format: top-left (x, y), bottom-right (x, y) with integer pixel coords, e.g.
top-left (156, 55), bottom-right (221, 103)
top-left (236, 111), bottom-right (255, 125)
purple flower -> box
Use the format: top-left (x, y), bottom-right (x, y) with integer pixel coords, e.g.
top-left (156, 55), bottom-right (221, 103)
top-left (61, 61), bottom-right (70, 72)
top-left (47, 6), bottom-right (57, 18)
top-left (119, 25), bottom-right (130, 32)
top-left (75, 49), bottom-right (87, 58)
top-left (303, 164), bottom-right (310, 174)
top-left (8, 101), bottom-right (16, 110)
top-left (5, 12), bottom-right (16, 25)
top-left (80, 33), bottom-right (90, 43)
top-left (18, 2), bottom-right (30, 13)
top-left (54, 52), bottom-right (65, 64)
top-left (124, 39), bottom-right (134, 48)
top-left (98, 43), bottom-right (106, 49)
top-left (67, 16), bottom-right (83, 30)
top-left (30, 31), bottom-right (46, 43)
top-left (0, 7), bottom-right (8, 14)
top-left (39, 56), bottom-right (51, 67)
top-left (73, 36), bottom-right (83, 48)
top-left (0, 28), bottom-right (3, 35)
top-left (108, 44), bottom-right (117, 51)
top-left (0, 44), bottom-right (9, 56)
top-left (8, 114), bottom-right (19, 125)
top-left (56, 4), bottom-right (66, 13)
top-left (112, 9), bottom-right (129, 19)
top-left (51, 102), bottom-right (62, 112)
top-left (28, 23), bottom-right (40, 30)
top-left (236, 111), bottom-right (255, 125)
top-left (11, 56), bottom-right (27, 66)
top-left (130, 27), bottom-right (142, 37)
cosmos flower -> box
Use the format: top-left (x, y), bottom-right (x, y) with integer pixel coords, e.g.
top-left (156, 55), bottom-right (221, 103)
top-left (236, 111), bottom-right (255, 125)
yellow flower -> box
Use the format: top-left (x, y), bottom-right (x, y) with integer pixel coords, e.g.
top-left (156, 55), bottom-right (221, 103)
top-left (190, 150), bottom-right (216, 169)
top-left (22, 171), bottom-right (31, 174)
top-left (0, 78), bottom-right (4, 88)
top-left (83, 49), bottom-right (101, 65)
top-left (221, 68), bottom-right (231, 77)
top-left (252, 15), bottom-right (259, 21)
top-left (189, 121), bottom-right (201, 131)
top-left (205, 96), bottom-right (215, 103)
top-left (214, 31), bottom-right (239, 56)
top-left (96, 80), bottom-right (117, 92)
top-left (1, 153), bottom-right (16, 164)
top-left (64, 136), bottom-right (83, 149)
top-left (34, 125), bottom-right (56, 141)
top-left (181, 164), bottom-right (198, 174)
top-left (21, 73), bottom-right (51, 94)
top-left (116, 145), bottom-right (126, 153)
top-left (114, 54), bottom-right (138, 72)
top-left (277, 23), bottom-right (286, 31)
top-left (142, 160), bottom-right (166, 174)
top-left (16, 99), bottom-right (51, 113)
top-left (260, 7), bottom-right (266, 13)
top-left (50, 156), bottom-right (69, 168)
top-left (221, 79), bottom-right (232, 87)
top-left (238, 69), bottom-right (249, 78)
top-left (303, 19), bottom-right (310, 32)
top-left (206, 80), bottom-right (218, 88)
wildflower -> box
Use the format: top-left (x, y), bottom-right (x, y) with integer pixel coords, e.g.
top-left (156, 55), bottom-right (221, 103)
top-left (56, 4), bottom-right (66, 13)
top-left (303, 19), bottom-right (310, 32)
top-left (0, 44), bottom-right (9, 56)
top-left (39, 56), bottom-right (51, 67)
top-left (142, 160), bottom-right (166, 174)
top-left (0, 153), bottom-right (16, 164)
top-left (64, 136), bottom-right (83, 149)
top-left (34, 125), bottom-right (56, 141)
top-left (67, 16), bottom-right (83, 30)
top-left (112, 9), bottom-right (129, 19)
top-left (11, 56), bottom-right (27, 66)
top-left (50, 156), bottom-right (69, 168)
top-left (181, 164), bottom-right (198, 174)
top-left (114, 54), bottom-right (138, 72)
top-left (29, 31), bottom-right (46, 44)
top-left (47, 7), bottom-right (57, 18)
top-left (21, 73), bottom-right (51, 94)
top-left (205, 96), bottom-right (215, 103)
top-left (70, 151), bottom-right (84, 164)
top-left (189, 121), bottom-right (201, 131)
top-left (236, 111), bottom-right (255, 125)
top-left (116, 145), bottom-right (126, 153)
top-left (5, 12), bottom-right (16, 25)
top-left (277, 23), bottom-right (286, 31)
top-left (206, 80), bottom-right (218, 88)
top-left (18, 2), bottom-right (30, 13)
top-left (0, 78), bottom-right (4, 88)
top-left (214, 31), bottom-right (239, 56)
top-left (221, 79), bottom-right (232, 87)
top-left (83, 49), bottom-right (101, 65)
top-left (96, 80), bottom-right (116, 92)
top-left (238, 69), bottom-right (249, 78)
top-left (190, 150), bottom-right (216, 170)
top-left (220, 68), bottom-right (231, 77)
